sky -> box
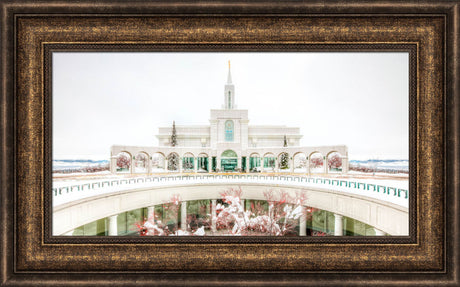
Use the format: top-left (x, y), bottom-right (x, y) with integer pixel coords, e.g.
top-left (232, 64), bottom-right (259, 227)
top-left (53, 52), bottom-right (409, 161)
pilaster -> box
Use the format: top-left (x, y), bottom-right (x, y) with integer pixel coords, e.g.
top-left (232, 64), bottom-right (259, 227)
top-left (334, 214), bottom-right (343, 236)
top-left (181, 202), bottom-right (187, 231)
top-left (108, 215), bottom-right (118, 236)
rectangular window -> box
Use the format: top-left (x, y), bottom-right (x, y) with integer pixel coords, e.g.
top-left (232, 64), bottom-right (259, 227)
top-left (225, 120), bottom-right (234, 141)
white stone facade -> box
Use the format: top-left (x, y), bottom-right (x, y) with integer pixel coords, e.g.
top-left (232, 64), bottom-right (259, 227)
top-left (54, 182), bottom-right (407, 235)
top-left (111, 63), bottom-right (348, 174)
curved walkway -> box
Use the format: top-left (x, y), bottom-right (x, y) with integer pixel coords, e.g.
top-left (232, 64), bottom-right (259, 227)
top-left (53, 174), bottom-right (408, 207)
top-left (53, 175), bottom-right (409, 236)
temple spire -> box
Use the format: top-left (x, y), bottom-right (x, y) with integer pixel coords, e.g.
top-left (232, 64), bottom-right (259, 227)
top-left (227, 60), bottom-right (232, 84)
top-left (224, 60), bottom-right (235, 109)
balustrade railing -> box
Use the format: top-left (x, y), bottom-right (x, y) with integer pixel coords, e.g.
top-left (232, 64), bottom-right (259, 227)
top-left (53, 174), bottom-right (409, 200)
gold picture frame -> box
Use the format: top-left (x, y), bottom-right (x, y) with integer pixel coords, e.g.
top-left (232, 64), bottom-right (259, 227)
top-left (1, 1), bottom-right (458, 285)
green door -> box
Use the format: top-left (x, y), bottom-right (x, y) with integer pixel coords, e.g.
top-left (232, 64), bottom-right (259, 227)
top-left (221, 158), bottom-right (237, 171)
top-left (221, 150), bottom-right (238, 172)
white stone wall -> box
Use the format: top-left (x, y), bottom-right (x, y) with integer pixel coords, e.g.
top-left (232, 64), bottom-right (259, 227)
top-left (210, 120), bottom-right (218, 148)
top-left (53, 183), bottom-right (407, 236)
top-left (240, 119), bottom-right (249, 149)
top-left (110, 144), bottom-right (348, 174)
top-left (210, 109), bottom-right (249, 121)
top-left (249, 125), bottom-right (300, 135)
top-left (210, 109), bottom-right (249, 145)
top-left (253, 138), bottom-right (285, 147)
top-left (154, 111), bottom-right (303, 150)
top-left (157, 125), bottom-right (210, 147)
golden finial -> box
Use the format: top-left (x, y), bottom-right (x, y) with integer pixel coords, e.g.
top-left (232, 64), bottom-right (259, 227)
top-left (228, 60), bottom-right (231, 69)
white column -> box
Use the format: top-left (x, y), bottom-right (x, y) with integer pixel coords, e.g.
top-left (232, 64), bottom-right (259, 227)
top-left (374, 228), bottom-right (386, 236)
top-left (129, 156), bottom-right (133, 174)
top-left (275, 158), bottom-right (279, 172)
top-left (240, 199), bottom-right (245, 211)
top-left (164, 158), bottom-right (168, 172)
top-left (268, 203), bottom-right (274, 231)
top-left (245, 157), bottom-right (249, 173)
top-left (181, 201), bottom-right (187, 231)
top-left (194, 157), bottom-right (198, 173)
top-left (208, 157), bottom-right (212, 172)
top-left (179, 157), bottom-right (183, 173)
top-left (217, 156), bottom-right (221, 171)
top-left (324, 156), bottom-right (328, 174)
top-left (237, 157), bottom-right (241, 171)
top-left (261, 157), bottom-right (264, 172)
top-left (211, 199), bottom-right (217, 233)
top-left (307, 157), bottom-right (310, 175)
top-left (147, 157), bottom-right (152, 174)
top-left (110, 156), bottom-right (117, 173)
top-left (290, 157), bottom-right (294, 173)
top-left (334, 214), bottom-right (343, 236)
top-left (342, 156), bottom-right (349, 173)
top-left (147, 206), bottom-right (155, 221)
top-left (108, 215), bottom-right (118, 236)
top-left (299, 206), bottom-right (307, 236)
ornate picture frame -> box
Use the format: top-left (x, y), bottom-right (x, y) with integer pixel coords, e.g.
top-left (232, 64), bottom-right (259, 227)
top-left (1, 1), bottom-right (458, 285)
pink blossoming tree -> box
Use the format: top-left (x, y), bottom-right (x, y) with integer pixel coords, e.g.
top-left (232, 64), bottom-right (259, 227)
top-left (135, 187), bottom-right (308, 236)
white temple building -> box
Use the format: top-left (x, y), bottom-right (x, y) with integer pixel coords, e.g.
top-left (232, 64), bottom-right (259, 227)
top-left (110, 62), bottom-right (348, 174)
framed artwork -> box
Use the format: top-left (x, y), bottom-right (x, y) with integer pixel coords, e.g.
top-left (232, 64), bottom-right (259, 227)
top-left (1, 1), bottom-right (458, 286)
top-left (51, 51), bottom-right (410, 239)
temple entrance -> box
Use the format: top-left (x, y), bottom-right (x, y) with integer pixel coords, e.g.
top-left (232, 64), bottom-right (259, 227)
top-left (221, 150), bottom-right (238, 171)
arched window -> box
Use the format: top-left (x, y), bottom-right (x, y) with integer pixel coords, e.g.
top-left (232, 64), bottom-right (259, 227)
top-left (221, 149), bottom-right (237, 158)
top-left (225, 120), bottom-right (234, 142)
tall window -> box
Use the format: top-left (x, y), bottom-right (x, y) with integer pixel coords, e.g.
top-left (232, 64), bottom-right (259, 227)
top-left (227, 91), bottom-right (232, 109)
top-left (225, 120), bottom-right (234, 142)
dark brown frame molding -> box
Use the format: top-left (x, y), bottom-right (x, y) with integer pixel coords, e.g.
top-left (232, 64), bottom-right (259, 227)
top-left (1, 1), bottom-right (459, 286)
top-left (42, 42), bottom-right (418, 246)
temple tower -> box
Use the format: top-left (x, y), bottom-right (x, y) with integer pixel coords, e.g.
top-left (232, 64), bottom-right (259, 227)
top-left (223, 60), bottom-right (235, 110)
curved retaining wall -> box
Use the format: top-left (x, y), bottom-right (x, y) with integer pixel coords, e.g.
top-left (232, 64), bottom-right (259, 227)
top-left (53, 182), bottom-right (408, 236)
